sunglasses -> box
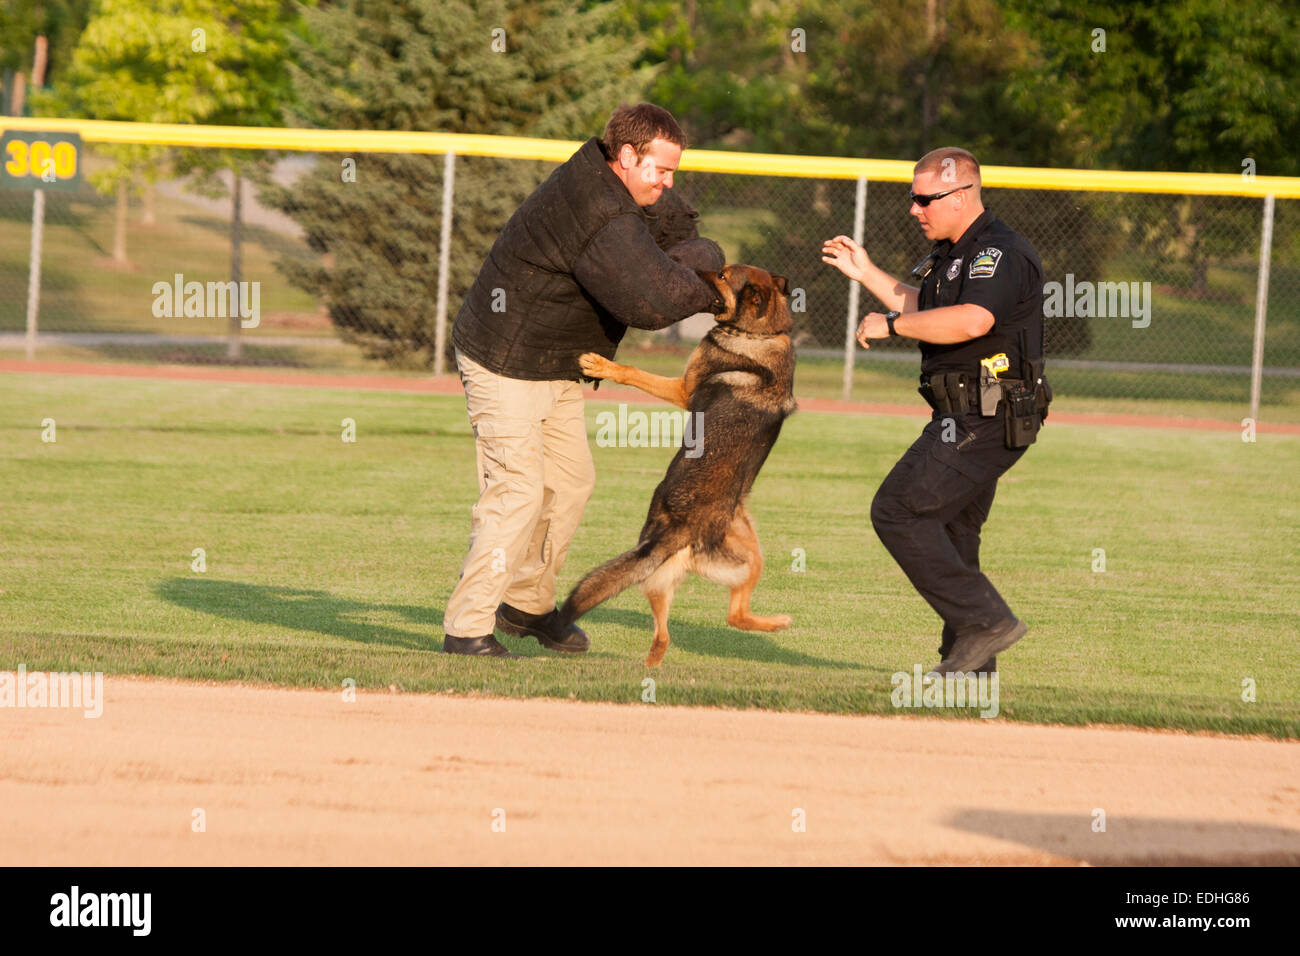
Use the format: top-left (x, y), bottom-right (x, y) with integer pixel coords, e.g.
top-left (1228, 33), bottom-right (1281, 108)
top-left (910, 184), bottom-right (973, 207)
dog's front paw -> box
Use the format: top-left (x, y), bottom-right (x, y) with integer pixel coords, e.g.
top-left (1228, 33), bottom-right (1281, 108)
top-left (579, 352), bottom-right (616, 379)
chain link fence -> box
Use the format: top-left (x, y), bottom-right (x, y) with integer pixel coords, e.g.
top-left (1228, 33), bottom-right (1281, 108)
top-left (2, 141), bottom-right (1296, 418)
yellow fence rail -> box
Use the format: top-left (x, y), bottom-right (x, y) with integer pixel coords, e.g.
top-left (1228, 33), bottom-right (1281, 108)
top-left (2, 116), bottom-right (1299, 198)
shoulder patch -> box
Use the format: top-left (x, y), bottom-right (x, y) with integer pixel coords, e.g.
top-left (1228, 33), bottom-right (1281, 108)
top-left (968, 247), bottom-right (1002, 279)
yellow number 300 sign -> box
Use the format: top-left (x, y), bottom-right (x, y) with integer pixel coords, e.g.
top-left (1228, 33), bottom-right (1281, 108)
top-left (1, 133), bottom-right (82, 190)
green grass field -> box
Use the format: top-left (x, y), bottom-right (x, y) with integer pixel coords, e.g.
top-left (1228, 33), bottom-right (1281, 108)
top-left (1, 372), bottom-right (1296, 736)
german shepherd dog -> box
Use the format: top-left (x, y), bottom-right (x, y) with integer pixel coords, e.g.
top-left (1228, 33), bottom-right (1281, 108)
top-left (562, 265), bottom-right (797, 666)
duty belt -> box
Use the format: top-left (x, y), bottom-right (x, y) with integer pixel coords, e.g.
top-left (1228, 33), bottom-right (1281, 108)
top-left (919, 372), bottom-right (978, 415)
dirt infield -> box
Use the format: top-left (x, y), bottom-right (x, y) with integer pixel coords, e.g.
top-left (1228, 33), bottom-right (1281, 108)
top-left (2, 677), bottom-right (1296, 866)
top-left (5, 359), bottom-right (1298, 434)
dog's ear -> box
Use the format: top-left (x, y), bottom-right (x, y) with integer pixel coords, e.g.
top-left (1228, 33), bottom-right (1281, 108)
top-left (771, 274), bottom-right (790, 296)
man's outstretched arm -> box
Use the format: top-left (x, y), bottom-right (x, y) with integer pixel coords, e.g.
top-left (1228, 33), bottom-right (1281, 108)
top-left (574, 215), bottom-right (721, 330)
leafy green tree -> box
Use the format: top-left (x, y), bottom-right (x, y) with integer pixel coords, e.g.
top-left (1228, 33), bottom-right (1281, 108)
top-left (40, 0), bottom-right (303, 356)
top-left (617, 0), bottom-right (807, 152)
top-left (1006, 0), bottom-right (1300, 175)
top-left (37, 1), bottom-right (200, 265)
top-left (1004, 0), bottom-right (1300, 293)
top-left (263, 0), bottom-right (646, 366)
top-left (0, 0), bottom-right (92, 92)
top-left (623, 0), bottom-right (1107, 350)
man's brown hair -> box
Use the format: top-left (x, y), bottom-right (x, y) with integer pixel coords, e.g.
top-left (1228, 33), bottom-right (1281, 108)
top-left (602, 103), bottom-right (687, 159)
top-left (914, 147), bottom-right (981, 190)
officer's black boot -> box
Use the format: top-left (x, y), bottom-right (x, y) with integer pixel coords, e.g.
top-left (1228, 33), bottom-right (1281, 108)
top-left (939, 625), bottom-right (996, 674)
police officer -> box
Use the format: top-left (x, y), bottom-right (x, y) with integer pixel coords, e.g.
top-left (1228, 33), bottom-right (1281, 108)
top-left (822, 147), bottom-right (1049, 676)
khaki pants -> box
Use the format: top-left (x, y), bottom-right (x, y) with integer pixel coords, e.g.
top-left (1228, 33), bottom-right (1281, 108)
top-left (444, 350), bottom-right (596, 638)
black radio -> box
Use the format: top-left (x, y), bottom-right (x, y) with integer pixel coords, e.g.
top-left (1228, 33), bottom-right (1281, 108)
top-left (1002, 380), bottom-right (1040, 448)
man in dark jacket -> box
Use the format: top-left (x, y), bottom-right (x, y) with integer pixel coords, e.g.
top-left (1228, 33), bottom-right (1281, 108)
top-left (445, 103), bottom-right (725, 658)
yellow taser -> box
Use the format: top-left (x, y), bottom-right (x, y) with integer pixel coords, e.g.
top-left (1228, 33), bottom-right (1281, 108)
top-left (981, 353), bottom-right (1011, 378)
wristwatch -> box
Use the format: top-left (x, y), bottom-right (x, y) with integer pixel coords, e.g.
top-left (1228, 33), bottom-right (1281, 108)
top-left (884, 310), bottom-right (901, 337)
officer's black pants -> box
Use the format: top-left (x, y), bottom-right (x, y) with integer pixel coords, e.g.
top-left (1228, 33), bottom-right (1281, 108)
top-left (870, 411), bottom-right (1026, 653)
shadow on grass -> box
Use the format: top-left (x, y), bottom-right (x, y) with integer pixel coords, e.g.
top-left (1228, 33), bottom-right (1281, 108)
top-left (158, 578), bottom-right (441, 650)
top-left (158, 578), bottom-right (874, 670)
top-left (581, 606), bottom-right (870, 670)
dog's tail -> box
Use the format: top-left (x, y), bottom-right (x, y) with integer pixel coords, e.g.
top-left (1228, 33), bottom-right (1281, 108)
top-left (560, 533), bottom-right (685, 626)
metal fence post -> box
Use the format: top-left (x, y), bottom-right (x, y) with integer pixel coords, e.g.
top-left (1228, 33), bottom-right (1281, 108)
top-left (25, 188), bottom-right (45, 361)
top-left (1249, 194), bottom-right (1274, 424)
top-left (434, 150), bottom-right (456, 378)
top-left (228, 172), bottom-right (242, 361)
top-left (842, 174), bottom-right (867, 402)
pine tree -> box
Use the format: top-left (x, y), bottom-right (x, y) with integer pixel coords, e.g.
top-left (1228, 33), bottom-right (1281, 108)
top-left (263, 0), bottom-right (647, 366)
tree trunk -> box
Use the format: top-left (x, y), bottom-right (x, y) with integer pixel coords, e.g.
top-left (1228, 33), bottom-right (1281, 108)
top-left (10, 34), bottom-right (48, 118)
top-left (227, 171), bottom-right (243, 361)
top-left (32, 36), bottom-right (48, 88)
top-left (1191, 255), bottom-right (1209, 296)
top-left (141, 180), bottom-right (155, 225)
top-left (113, 180), bottom-right (128, 265)
top-left (10, 72), bottom-right (25, 115)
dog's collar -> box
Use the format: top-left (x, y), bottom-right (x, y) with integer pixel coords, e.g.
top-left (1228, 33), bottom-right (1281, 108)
top-left (710, 324), bottom-right (786, 339)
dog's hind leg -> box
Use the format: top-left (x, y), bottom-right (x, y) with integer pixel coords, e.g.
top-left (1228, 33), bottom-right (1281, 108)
top-left (640, 548), bottom-right (691, 667)
top-left (723, 508), bottom-right (792, 632)
top-left (644, 588), bottom-right (674, 667)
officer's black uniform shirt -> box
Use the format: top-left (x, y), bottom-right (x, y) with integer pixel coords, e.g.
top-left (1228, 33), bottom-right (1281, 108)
top-left (916, 208), bottom-right (1045, 379)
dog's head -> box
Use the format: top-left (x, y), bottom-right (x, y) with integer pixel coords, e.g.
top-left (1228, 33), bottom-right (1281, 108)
top-left (697, 265), bottom-right (793, 336)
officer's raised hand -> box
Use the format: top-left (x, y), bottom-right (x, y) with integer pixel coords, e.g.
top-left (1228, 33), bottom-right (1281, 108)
top-left (821, 235), bottom-right (872, 283)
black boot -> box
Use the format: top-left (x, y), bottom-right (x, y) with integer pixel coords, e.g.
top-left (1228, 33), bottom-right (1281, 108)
top-left (932, 618), bottom-right (1025, 677)
top-left (939, 627), bottom-right (996, 674)
top-left (496, 603), bottom-right (589, 653)
top-left (443, 633), bottom-right (523, 658)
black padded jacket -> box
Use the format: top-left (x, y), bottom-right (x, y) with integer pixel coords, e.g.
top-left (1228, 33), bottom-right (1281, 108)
top-left (451, 137), bottom-right (725, 381)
